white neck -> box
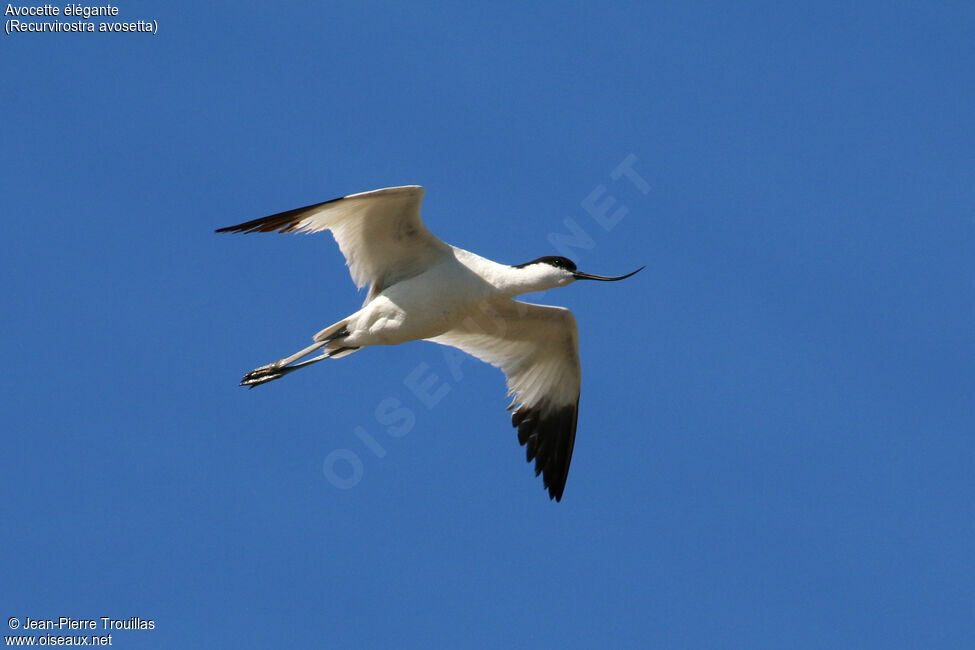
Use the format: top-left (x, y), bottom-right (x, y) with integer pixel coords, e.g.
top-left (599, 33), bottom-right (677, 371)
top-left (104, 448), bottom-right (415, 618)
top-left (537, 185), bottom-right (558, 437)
top-left (452, 248), bottom-right (570, 297)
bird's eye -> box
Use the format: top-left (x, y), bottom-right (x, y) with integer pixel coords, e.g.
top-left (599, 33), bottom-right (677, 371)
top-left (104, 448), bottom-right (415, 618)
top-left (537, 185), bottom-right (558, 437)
top-left (552, 257), bottom-right (577, 271)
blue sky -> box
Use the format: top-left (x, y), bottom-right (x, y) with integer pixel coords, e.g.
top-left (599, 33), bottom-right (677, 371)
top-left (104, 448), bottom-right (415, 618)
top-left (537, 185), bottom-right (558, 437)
top-left (2, 2), bottom-right (973, 648)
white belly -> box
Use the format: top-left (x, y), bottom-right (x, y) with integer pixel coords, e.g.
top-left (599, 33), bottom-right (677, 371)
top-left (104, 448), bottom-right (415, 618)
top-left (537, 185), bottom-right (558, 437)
top-left (343, 257), bottom-right (496, 347)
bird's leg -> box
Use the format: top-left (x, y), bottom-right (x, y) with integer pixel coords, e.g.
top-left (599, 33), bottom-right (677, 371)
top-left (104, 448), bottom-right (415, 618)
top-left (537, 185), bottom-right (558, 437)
top-left (240, 353), bottom-right (330, 388)
top-left (240, 340), bottom-right (327, 388)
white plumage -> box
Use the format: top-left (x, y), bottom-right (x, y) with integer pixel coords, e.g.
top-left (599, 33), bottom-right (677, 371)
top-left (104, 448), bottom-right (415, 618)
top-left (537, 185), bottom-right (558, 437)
top-left (217, 185), bottom-right (642, 501)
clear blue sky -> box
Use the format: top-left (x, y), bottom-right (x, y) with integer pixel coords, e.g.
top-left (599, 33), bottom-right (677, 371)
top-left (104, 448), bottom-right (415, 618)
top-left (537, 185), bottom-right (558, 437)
top-left (3, 2), bottom-right (973, 648)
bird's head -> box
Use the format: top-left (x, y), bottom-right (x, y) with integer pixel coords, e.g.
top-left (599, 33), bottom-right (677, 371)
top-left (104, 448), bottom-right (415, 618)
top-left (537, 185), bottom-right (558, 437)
top-left (512, 256), bottom-right (644, 292)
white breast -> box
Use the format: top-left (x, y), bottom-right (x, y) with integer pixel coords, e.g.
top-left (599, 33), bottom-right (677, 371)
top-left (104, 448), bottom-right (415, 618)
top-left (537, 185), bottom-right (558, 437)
top-left (343, 249), bottom-right (500, 347)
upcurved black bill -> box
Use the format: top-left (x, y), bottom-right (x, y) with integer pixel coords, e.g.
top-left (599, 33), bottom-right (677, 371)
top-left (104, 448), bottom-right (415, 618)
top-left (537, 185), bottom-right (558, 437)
top-left (572, 266), bottom-right (645, 282)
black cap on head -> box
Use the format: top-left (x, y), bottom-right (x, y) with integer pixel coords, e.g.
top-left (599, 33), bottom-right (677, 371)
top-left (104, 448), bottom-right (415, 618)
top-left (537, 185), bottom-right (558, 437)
top-left (513, 256), bottom-right (577, 272)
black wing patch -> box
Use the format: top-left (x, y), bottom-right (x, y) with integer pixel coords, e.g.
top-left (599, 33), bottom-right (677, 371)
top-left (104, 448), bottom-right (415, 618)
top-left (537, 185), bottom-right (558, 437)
top-left (214, 195), bottom-right (345, 234)
top-left (511, 398), bottom-right (580, 501)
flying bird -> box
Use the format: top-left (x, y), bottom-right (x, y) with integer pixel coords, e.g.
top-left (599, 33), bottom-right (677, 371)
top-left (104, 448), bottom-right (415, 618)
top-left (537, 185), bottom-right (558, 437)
top-left (217, 186), bottom-right (642, 501)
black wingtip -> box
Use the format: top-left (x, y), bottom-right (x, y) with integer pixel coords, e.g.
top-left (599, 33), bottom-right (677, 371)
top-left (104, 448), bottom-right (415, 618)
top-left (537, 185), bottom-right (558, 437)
top-left (214, 194), bottom-right (349, 235)
top-left (511, 399), bottom-right (579, 503)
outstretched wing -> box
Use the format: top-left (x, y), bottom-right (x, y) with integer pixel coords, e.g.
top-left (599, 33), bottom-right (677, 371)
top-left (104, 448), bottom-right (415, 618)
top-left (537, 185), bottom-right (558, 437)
top-left (427, 300), bottom-right (582, 501)
top-left (216, 186), bottom-right (450, 298)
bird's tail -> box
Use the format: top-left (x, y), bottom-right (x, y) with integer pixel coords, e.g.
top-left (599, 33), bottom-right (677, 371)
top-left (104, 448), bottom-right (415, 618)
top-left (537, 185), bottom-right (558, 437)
top-left (314, 319), bottom-right (360, 358)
